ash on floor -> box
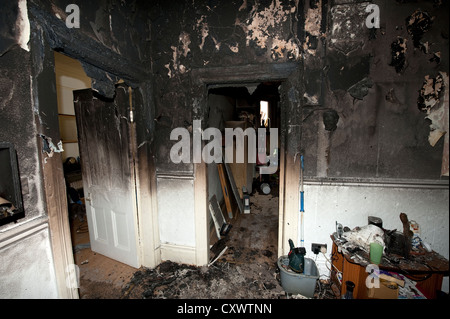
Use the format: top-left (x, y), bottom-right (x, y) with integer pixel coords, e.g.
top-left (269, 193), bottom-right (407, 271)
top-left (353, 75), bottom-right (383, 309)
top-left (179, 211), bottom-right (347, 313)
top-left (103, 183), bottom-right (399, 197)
top-left (121, 260), bottom-right (283, 299)
top-left (76, 179), bottom-right (340, 299)
top-left (120, 260), bottom-right (339, 299)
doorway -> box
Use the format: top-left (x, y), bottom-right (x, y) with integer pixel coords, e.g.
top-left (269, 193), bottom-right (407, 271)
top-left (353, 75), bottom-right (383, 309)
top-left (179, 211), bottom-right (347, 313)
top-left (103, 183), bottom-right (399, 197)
top-left (206, 82), bottom-right (282, 267)
top-left (54, 52), bottom-right (139, 298)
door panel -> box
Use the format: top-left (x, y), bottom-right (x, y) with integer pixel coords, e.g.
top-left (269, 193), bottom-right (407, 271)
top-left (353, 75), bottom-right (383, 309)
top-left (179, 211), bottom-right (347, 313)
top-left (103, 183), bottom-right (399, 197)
top-left (74, 85), bottom-right (139, 268)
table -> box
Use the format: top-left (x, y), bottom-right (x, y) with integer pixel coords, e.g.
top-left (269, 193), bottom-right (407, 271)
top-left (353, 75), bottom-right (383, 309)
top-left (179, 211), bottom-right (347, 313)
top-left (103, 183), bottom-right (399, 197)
top-left (330, 234), bottom-right (449, 299)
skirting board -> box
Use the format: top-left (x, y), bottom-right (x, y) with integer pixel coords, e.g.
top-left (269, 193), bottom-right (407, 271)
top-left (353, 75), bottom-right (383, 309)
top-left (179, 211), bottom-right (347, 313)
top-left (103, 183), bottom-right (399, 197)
top-left (160, 243), bottom-right (198, 266)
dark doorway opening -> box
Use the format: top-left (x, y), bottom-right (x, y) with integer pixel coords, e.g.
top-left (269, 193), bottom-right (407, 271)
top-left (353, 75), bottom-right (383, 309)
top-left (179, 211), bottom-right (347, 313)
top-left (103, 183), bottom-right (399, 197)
top-left (206, 82), bottom-right (282, 268)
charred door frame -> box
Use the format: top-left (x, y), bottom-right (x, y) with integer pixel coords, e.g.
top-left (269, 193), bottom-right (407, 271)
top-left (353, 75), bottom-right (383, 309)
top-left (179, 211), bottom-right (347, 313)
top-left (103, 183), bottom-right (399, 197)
top-left (191, 62), bottom-right (302, 263)
top-left (28, 4), bottom-right (156, 298)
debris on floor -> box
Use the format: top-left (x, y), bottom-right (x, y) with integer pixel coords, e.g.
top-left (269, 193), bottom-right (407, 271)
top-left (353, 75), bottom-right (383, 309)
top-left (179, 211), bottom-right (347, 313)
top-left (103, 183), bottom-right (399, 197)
top-left (121, 260), bottom-right (286, 299)
top-left (119, 259), bottom-right (339, 299)
top-left (74, 184), bottom-right (341, 299)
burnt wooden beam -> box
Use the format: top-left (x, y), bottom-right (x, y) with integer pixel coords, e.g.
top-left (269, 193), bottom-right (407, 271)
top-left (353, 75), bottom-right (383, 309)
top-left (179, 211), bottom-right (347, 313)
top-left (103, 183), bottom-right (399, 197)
top-left (28, 1), bottom-right (150, 85)
top-left (191, 63), bottom-right (300, 85)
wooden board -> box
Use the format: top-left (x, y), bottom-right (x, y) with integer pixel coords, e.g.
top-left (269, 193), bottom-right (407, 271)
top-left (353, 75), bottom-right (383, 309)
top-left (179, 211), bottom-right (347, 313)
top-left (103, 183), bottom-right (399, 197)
top-left (209, 194), bottom-right (226, 239)
top-left (217, 163), bottom-right (233, 219)
top-left (225, 121), bottom-right (253, 198)
top-left (223, 160), bottom-right (244, 214)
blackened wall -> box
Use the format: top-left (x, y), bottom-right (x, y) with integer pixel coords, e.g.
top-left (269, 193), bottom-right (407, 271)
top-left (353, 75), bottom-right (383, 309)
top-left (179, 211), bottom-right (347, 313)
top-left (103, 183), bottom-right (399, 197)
top-left (0, 0), bottom-right (154, 297)
top-left (302, 0), bottom-right (449, 180)
top-left (1, 0), bottom-right (153, 230)
top-left (0, 43), bottom-right (44, 227)
top-left (150, 0), bottom-right (449, 181)
top-left (1, 0), bottom-right (45, 229)
top-left (150, 0), bottom-right (307, 174)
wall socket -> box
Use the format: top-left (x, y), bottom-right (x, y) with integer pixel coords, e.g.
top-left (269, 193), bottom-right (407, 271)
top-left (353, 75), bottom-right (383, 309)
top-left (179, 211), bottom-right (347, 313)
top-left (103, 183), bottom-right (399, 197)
top-left (311, 243), bottom-right (327, 254)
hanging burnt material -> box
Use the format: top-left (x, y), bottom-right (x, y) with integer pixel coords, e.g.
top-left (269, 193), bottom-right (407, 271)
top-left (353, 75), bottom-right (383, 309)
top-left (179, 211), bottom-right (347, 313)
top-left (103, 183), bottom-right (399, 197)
top-left (322, 110), bottom-right (339, 131)
top-left (417, 73), bottom-right (444, 112)
top-left (429, 51), bottom-right (441, 64)
top-left (406, 10), bottom-right (433, 52)
top-left (389, 37), bottom-right (407, 73)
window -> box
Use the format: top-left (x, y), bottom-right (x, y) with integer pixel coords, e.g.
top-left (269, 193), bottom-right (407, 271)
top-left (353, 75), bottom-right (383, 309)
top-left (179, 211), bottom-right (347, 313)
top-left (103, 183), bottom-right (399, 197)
top-left (260, 100), bottom-right (269, 127)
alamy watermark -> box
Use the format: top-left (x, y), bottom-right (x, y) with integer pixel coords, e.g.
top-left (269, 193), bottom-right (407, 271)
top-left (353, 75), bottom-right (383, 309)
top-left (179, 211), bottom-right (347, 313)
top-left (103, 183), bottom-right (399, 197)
top-left (365, 4), bottom-right (380, 29)
top-left (170, 120), bottom-right (278, 175)
top-left (65, 4), bottom-right (80, 29)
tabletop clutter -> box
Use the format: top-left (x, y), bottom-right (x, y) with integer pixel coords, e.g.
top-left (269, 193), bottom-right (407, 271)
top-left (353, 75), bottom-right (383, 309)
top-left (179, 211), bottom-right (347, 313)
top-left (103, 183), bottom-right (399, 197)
top-left (332, 212), bottom-right (449, 299)
top-left (276, 212), bottom-right (448, 298)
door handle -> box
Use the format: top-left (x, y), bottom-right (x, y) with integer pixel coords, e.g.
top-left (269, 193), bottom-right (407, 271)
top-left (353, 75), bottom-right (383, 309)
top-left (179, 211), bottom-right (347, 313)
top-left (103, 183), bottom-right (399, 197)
top-left (85, 193), bottom-right (92, 204)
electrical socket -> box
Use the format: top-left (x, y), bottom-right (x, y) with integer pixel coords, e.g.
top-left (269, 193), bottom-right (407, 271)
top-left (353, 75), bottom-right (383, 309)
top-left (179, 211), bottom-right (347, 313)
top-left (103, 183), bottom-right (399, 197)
top-left (311, 243), bottom-right (327, 254)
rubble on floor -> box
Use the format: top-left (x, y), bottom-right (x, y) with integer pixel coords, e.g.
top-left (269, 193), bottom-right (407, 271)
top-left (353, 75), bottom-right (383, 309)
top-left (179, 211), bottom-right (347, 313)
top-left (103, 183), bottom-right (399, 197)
top-left (120, 260), bottom-right (339, 299)
top-left (76, 183), bottom-right (340, 299)
top-left (121, 260), bottom-right (284, 299)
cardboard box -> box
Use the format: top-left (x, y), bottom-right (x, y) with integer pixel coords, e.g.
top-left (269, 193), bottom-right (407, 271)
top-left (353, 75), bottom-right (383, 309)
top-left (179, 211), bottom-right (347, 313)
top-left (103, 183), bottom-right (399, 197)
top-left (367, 279), bottom-right (399, 299)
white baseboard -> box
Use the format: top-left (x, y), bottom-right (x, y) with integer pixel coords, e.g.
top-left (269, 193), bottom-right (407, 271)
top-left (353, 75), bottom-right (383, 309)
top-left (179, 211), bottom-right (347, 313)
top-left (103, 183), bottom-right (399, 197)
top-left (160, 243), bottom-right (198, 265)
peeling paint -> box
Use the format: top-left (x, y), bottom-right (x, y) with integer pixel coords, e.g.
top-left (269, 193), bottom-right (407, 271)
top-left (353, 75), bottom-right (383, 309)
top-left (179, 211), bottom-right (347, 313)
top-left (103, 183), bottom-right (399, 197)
top-left (191, 0), bottom-right (301, 69)
top-left (228, 43), bottom-right (239, 53)
top-left (429, 51), bottom-right (441, 64)
top-left (197, 15), bottom-right (209, 51)
top-left (238, 0), bottom-right (247, 12)
top-left (303, 35), bottom-right (318, 56)
top-left (305, 0), bottom-right (322, 37)
top-left (40, 134), bottom-right (64, 162)
top-left (165, 32), bottom-right (192, 78)
top-left (237, 0), bottom-right (300, 60)
top-left (418, 73), bottom-right (444, 113)
top-left (244, 0), bottom-right (289, 48)
top-left (427, 105), bottom-right (446, 146)
top-left (179, 32), bottom-right (191, 57)
top-left (439, 73), bottom-right (449, 176)
top-left (303, 93), bottom-right (319, 105)
top-left (211, 36), bottom-right (221, 51)
top-left (17, 0), bottom-right (30, 52)
top-left (422, 72), bottom-right (448, 151)
top-left (406, 10), bottom-right (434, 51)
top-left (192, 0), bottom-right (301, 65)
top-left (389, 37), bottom-right (407, 73)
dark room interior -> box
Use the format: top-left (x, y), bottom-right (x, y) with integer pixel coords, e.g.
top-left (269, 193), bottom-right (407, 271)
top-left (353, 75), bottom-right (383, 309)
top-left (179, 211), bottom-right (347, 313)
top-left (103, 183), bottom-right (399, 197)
top-left (1, 0), bottom-right (448, 304)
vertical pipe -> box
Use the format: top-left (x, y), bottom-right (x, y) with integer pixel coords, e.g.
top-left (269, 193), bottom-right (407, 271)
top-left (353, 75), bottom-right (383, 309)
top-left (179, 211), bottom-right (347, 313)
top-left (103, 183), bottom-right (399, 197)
top-left (299, 155), bottom-right (305, 247)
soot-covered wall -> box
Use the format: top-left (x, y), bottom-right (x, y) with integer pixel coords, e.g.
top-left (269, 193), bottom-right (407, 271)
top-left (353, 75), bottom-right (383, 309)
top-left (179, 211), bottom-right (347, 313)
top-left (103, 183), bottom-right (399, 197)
top-left (150, 0), bottom-right (307, 174)
top-left (0, 0), bottom-right (154, 297)
top-left (150, 0), bottom-right (448, 181)
top-left (1, 0), bottom-right (44, 230)
top-left (1, 0), bottom-right (153, 227)
top-left (302, 0), bottom-right (449, 180)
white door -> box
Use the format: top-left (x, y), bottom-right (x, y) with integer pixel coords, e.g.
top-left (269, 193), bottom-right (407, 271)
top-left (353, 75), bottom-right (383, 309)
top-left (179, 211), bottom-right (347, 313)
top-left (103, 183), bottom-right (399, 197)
top-left (74, 84), bottom-right (139, 268)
